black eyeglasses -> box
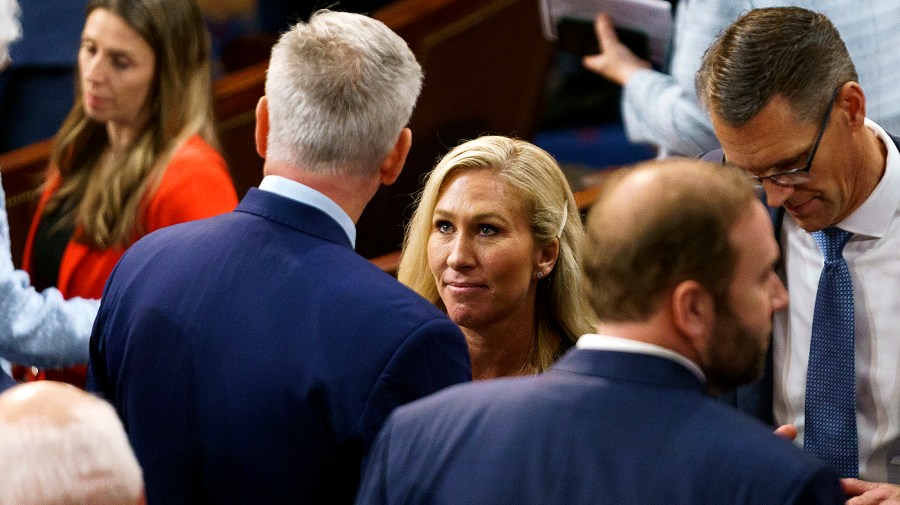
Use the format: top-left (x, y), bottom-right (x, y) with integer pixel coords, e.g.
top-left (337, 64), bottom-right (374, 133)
top-left (724, 86), bottom-right (842, 188)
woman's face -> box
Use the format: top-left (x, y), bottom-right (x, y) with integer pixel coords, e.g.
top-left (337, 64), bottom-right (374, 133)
top-left (427, 170), bottom-right (552, 333)
top-left (79, 9), bottom-right (156, 131)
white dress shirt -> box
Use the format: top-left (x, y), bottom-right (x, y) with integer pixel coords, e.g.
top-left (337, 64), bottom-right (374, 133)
top-left (773, 119), bottom-right (900, 483)
top-left (258, 175), bottom-right (356, 247)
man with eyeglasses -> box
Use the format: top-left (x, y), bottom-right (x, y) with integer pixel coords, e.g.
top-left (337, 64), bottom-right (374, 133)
top-left (696, 7), bottom-right (900, 503)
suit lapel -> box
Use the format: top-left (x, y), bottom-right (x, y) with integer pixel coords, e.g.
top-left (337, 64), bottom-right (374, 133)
top-left (234, 188), bottom-right (353, 249)
top-left (552, 348), bottom-right (706, 394)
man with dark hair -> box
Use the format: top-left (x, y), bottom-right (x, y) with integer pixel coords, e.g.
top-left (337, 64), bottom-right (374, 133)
top-left (87, 10), bottom-right (471, 504)
top-left (697, 7), bottom-right (900, 501)
top-left (355, 159), bottom-right (843, 505)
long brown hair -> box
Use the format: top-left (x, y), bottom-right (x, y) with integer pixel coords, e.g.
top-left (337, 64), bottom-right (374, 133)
top-left (46, 0), bottom-right (217, 248)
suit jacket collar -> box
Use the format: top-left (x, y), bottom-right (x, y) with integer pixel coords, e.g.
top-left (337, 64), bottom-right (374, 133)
top-left (235, 188), bottom-right (353, 249)
top-left (552, 348), bottom-right (706, 394)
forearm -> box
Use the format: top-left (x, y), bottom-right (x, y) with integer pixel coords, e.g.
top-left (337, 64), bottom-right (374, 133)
top-left (0, 268), bottom-right (98, 367)
top-left (621, 69), bottom-right (720, 156)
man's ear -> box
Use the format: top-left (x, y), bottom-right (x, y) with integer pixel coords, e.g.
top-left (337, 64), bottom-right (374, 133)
top-left (255, 96), bottom-right (269, 158)
top-left (671, 280), bottom-right (715, 355)
top-left (378, 128), bottom-right (412, 186)
top-left (838, 81), bottom-right (867, 130)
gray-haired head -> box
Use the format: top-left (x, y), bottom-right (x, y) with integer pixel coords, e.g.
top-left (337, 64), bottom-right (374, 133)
top-left (0, 381), bottom-right (144, 505)
top-left (264, 10), bottom-right (423, 177)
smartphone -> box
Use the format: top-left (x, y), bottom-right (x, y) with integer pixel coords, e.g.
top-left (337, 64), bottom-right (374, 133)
top-left (555, 16), bottom-right (649, 58)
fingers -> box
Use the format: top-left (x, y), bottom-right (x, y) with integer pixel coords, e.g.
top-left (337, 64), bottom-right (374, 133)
top-left (593, 12), bottom-right (619, 50)
top-left (773, 423), bottom-right (797, 441)
top-left (843, 478), bottom-right (900, 505)
top-left (582, 12), bottom-right (651, 85)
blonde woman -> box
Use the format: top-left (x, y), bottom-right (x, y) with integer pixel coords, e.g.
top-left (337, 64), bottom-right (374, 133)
top-left (399, 136), bottom-right (595, 379)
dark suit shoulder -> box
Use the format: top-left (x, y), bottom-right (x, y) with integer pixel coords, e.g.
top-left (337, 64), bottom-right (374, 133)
top-left (366, 371), bottom-right (842, 505)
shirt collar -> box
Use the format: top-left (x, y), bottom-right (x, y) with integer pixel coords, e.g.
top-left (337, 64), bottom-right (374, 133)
top-left (837, 119), bottom-right (900, 238)
top-left (576, 333), bottom-right (706, 383)
top-left (258, 175), bottom-right (357, 247)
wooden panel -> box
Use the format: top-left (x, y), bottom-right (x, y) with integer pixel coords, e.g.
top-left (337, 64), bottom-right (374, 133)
top-left (212, 61), bottom-right (267, 199)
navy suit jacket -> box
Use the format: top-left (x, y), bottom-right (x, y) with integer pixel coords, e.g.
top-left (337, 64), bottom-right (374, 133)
top-left (356, 349), bottom-right (843, 505)
top-left (701, 133), bottom-right (900, 424)
top-left (88, 188), bottom-right (472, 505)
top-left (0, 369), bottom-right (14, 392)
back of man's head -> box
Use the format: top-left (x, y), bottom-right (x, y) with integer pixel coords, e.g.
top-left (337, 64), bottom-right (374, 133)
top-left (696, 6), bottom-right (857, 127)
top-left (581, 159), bottom-right (756, 322)
top-left (0, 0), bottom-right (21, 68)
top-left (264, 10), bottom-right (423, 177)
top-left (0, 382), bottom-right (144, 505)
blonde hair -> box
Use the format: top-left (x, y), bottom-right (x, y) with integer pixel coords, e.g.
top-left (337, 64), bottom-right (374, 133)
top-left (46, 0), bottom-right (217, 248)
top-left (398, 136), bottom-right (595, 373)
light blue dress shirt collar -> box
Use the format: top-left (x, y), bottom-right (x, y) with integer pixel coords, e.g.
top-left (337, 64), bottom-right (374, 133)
top-left (258, 175), bottom-right (357, 247)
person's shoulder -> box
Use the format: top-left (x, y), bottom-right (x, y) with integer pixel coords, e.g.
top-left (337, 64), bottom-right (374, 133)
top-left (698, 148), bottom-right (724, 163)
top-left (694, 397), bottom-right (834, 474)
top-left (393, 374), bottom-right (539, 422)
top-left (320, 252), bottom-right (449, 321)
top-left (164, 136), bottom-right (229, 178)
top-left (123, 209), bottom-right (234, 261)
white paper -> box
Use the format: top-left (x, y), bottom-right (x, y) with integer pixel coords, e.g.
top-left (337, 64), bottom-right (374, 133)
top-left (540, 0), bottom-right (673, 65)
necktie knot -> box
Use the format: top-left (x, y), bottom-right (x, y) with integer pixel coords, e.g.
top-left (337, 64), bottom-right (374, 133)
top-left (812, 227), bottom-right (852, 264)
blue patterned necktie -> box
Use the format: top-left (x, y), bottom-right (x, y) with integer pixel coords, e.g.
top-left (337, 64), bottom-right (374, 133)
top-left (805, 227), bottom-right (857, 478)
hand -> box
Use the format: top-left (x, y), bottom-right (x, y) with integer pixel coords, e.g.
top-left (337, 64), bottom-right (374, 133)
top-left (773, 424), bottom-right (797, 441)
top-left (581, 13), bottom-right (651, 86)
top-left (843, 479), bottom-right (900, 504)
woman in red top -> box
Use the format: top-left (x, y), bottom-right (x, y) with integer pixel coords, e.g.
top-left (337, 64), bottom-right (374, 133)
top-left (24, 0), bottom-right (238, 300)
top-left (19, 0), bottom-right (238, 384)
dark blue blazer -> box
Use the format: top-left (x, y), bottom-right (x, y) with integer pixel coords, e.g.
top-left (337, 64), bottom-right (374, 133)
top-left (702, 133), bottom-right (900, 424)
top-left (0, 369), bottom-right (15, 392)
top-left (356, 349), bottom-right (843, 505)
top-left (88, 188), bottom-right (472, 505)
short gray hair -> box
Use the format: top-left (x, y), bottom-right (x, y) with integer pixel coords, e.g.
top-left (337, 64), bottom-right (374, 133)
top-left (265, 10), bottom-right (423, 177)
top-left (0, 0), bottom-right (21, 68)
top-left (0, 383), bottom-right (144, 505)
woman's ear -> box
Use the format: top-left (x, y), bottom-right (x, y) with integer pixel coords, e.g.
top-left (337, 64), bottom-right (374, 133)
top-left (534, 239), bottom-right (560, 279)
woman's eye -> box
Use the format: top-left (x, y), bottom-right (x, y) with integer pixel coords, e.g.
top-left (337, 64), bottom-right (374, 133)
top-left (478, 225), bottom-right (498, 236)
top-left (112, 57), bottom-right (131, 69)
top-left (435, 221), bottom-right (454, 234)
